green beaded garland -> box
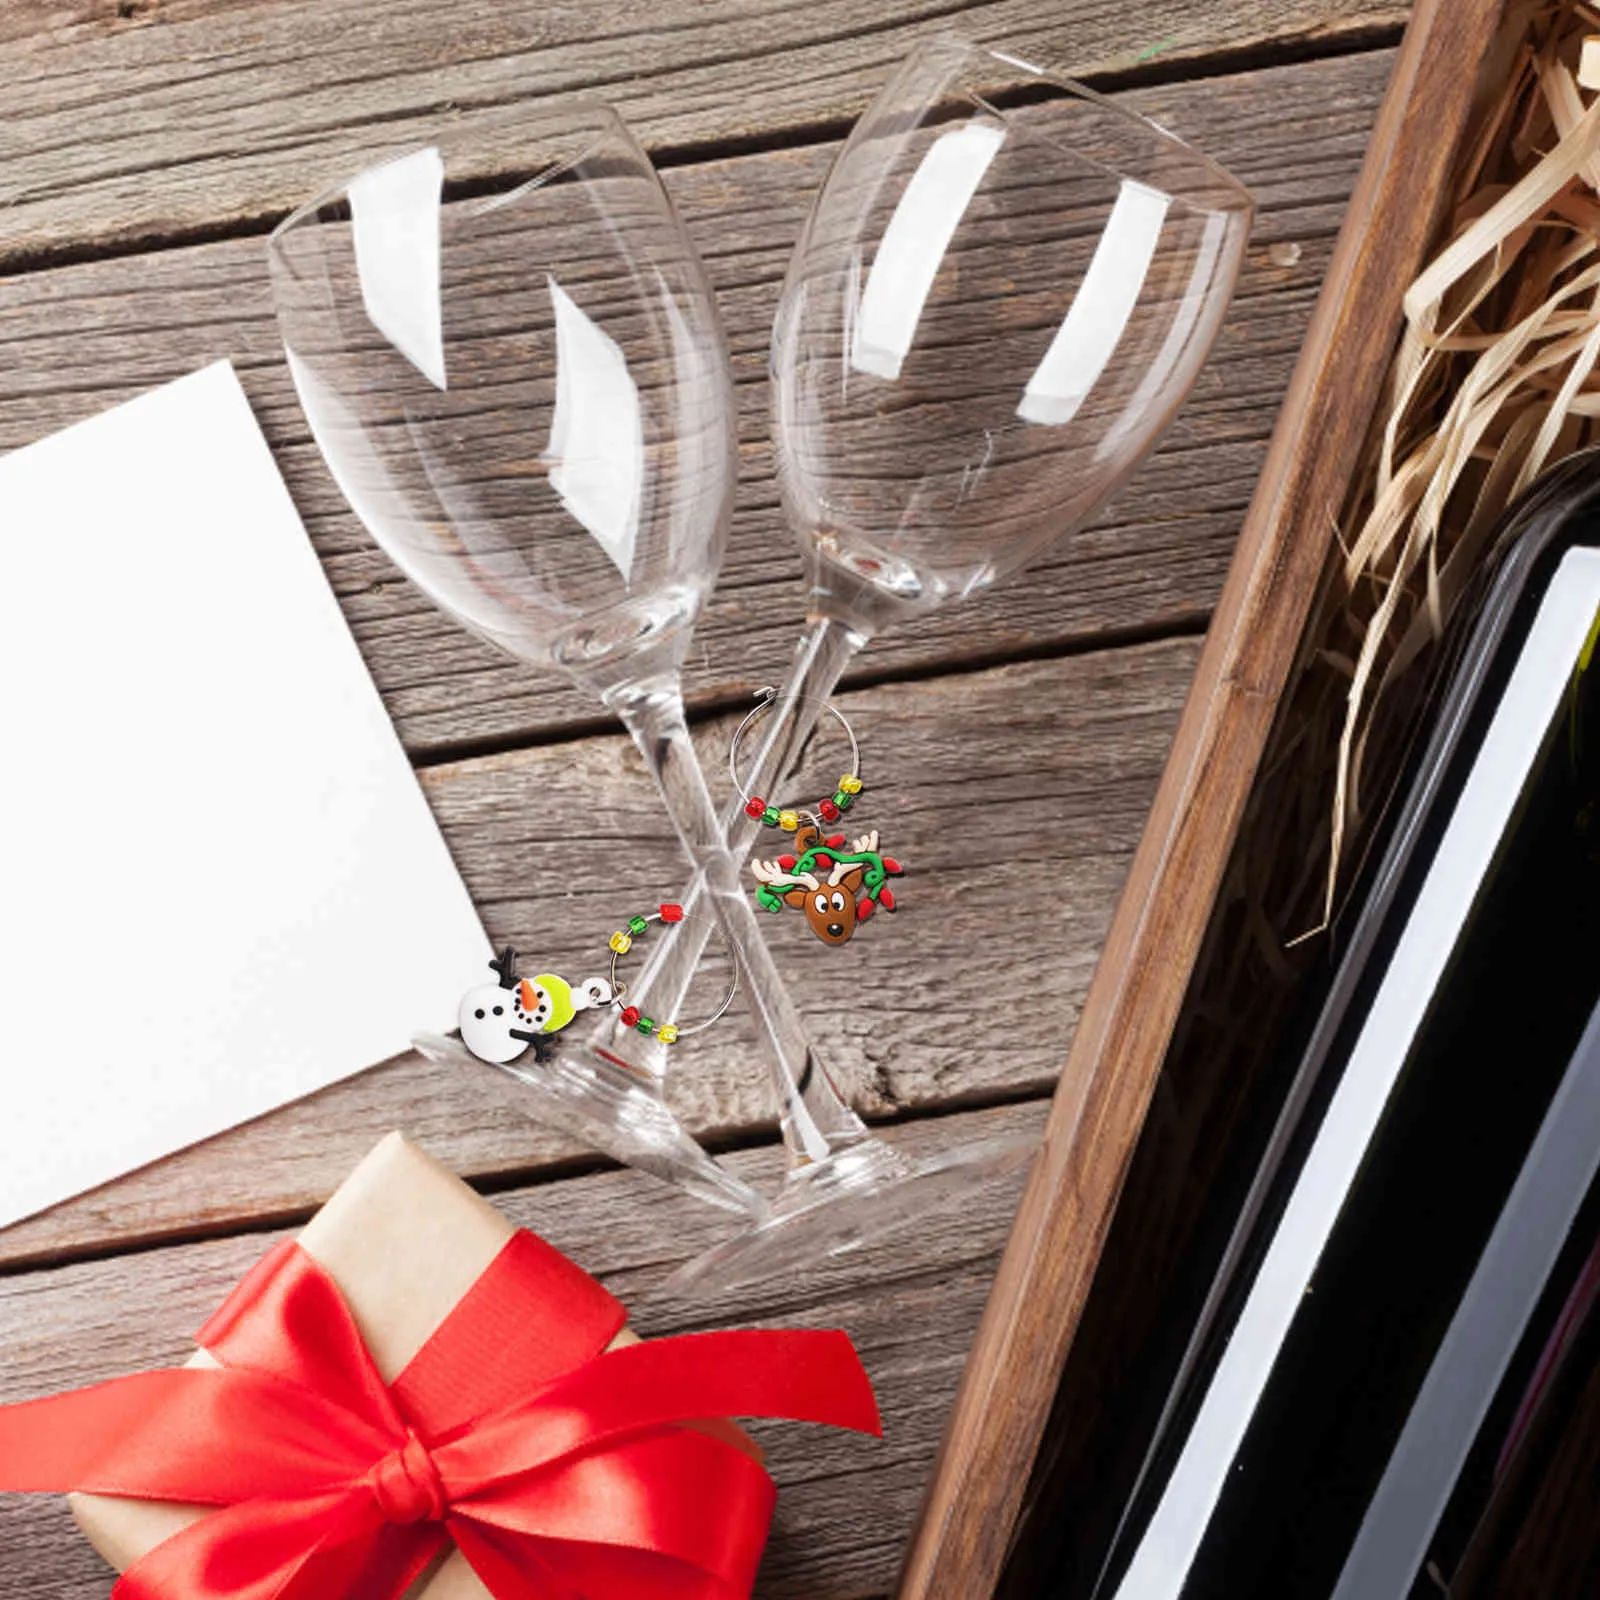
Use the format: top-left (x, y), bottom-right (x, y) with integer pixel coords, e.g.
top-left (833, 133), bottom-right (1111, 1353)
top-left (833, 789), bottom-right (852, 810)
top-left (637, 1015), bottom-right (655, 1035)
top-left (629, 914), bottom-right (648, 935)
top-left (761, 805), bottom-right (780, 827)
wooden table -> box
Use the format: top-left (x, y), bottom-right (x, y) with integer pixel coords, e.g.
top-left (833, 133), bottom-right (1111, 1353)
top-left (0, 3), bottom-right (1404, 1593)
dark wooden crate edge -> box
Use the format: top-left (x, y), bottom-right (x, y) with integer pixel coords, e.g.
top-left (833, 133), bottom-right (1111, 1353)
top-left (896, 2), bottom-right (1510, 1594)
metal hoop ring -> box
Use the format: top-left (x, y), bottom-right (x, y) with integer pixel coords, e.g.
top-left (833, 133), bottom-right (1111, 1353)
top-left (727, 687), bottom-right (862, 830)
top-left (605, 907), bottom-right (738, 1042)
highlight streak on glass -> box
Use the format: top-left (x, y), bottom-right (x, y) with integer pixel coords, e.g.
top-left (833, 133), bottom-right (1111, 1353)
top-left (543, 276), bottom-right (644, 581)
top-left (1018, 178), bottom-right (1170, 427)
top-left (349, 146), bottom-right (448, 391)
top-left (1098, 210), bottom-right (1229, 460)
top-left (850, 120), bottom-right (1005, 382)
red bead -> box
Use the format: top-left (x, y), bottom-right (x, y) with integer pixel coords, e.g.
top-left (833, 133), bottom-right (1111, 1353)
top-left (778, 854), bottom-right (796, 870)
top-left (883, 857), bottom-right (902, 874)
top-left (826, 834), bottom-right (846, 848)
top-left (879, 887), bottom-right (896, 911)
top-left (819, 798), bottom-right (840, 821)
top-left (744, 796), bottom-right (766, 819)
top-left (857, 897), bottom-right (874, 921)
top-left (660, 903), bottom-right (684, 922)
top-left (620, 1006), bottom-right (641, 1027)
top-left (813, 853), bottom-right (832, 870)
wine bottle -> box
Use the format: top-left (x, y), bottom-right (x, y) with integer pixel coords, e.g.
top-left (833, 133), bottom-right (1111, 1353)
top-left (1087, 456), bottom-right (1600, 1600)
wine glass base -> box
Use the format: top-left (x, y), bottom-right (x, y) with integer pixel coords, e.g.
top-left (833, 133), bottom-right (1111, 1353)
top-left (665, 1127), bottom-right (1038, 1293)
top-left (412, 1032), bottom-right (766, 1219)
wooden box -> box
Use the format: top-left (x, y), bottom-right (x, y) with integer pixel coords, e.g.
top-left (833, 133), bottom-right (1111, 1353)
top-left (899, 2), bottom-right (1512, 1594)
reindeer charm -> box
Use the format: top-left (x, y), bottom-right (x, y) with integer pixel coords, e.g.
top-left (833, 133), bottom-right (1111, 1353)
top-left (751, 825), bottom-right (903, 945)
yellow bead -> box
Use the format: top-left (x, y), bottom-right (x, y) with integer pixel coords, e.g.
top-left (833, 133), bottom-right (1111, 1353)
top-left (778, 810), bottom-right (800, 831)
top-left (609, 931), bottom-right (632, 954)
top-left (658, 1023), bottom-right (679, 1045)
top-left (839, 774), bottom-right (863, 794)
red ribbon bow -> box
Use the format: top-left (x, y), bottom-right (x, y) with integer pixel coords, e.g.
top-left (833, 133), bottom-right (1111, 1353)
top-left (0, 1231), bottom-right (881, 1600)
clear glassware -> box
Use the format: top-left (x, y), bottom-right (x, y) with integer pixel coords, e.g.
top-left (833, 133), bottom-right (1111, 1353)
top-left (632, 36), bottom-right (1256, 1287)
top-left (268, 104), bottom-right (778, 1222)
top-left (267, 100), bottom-right (1014, 1256)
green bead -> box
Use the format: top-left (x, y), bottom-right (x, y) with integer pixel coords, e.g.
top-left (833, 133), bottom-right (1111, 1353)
top-left (637, 1015), bottom-right (655, 1035)
top-left (629, 915), bottom-right (648, 935)
top-left (761, 805), bottom-right (780, 827)
top-left (834, 789), bottom-right (853, 810)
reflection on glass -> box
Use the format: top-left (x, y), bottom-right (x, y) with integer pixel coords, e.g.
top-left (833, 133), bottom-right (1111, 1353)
top-left (850, 119), bottom-right (1004, 381)
top-left (1097, 210), bottom-right (1230, 460)
top-left (1019, 177), bottom-right (1170, 427)
top-left (348, 147), bottom-right (447, 390)
top-left (543, 276), bottom-right (643, 581)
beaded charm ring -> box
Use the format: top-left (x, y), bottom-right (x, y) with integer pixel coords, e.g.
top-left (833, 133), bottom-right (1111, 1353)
top-left (730, 687), bottom-right (865, 833)
top-left (728, 687), bottom-right (904, 946)
top-left (457, 907), bottom-right (737, 1067)
top-left (605, 903), bottom-right (739, 1045)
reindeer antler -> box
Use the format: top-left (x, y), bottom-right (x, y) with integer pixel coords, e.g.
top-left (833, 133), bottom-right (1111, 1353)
top-left (850, 830), bottom-right (879, 856)
top-left (752, 857), bottom-right (821, 891)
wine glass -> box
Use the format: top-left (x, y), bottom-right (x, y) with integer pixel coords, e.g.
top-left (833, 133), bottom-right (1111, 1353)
top-left (268, 103), bottom-right (784, 1220)
top-left (630, 35), bottom-right (1255, 1287)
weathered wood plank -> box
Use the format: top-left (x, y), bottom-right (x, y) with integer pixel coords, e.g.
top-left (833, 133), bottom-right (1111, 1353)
top-left (0, 51), bottom-right (1386, 755)
top-left (0, 639), bottom-right (1196, 1270)
top-left (0, 0), bottom-right (1403, 267)
top-left (0, 1097), bottom-right (1043, 1600)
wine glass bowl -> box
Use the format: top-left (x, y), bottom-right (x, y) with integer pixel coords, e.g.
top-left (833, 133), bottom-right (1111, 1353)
top-left (772, 38), bottom-right (1253, 617)
top-left (269, 103), bottom-right (736, 691)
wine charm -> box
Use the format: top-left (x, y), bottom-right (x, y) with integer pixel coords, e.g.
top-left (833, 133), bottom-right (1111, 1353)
top-left (457, 907), bottom-right (738, 1066)
top-left (729, 687), bottom-right (904, 944)
top-left (752, 825), bottom-right (903, 945)
top-left (458, 946), bottom-right (615, 1066)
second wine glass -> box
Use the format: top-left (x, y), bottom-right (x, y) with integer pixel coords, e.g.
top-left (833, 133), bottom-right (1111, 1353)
top-left (630, 35), bottom-right (1256, 1287)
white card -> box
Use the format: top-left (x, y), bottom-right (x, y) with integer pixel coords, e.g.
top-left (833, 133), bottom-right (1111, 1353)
top-left (0, 361), bottom-right (491, 1230)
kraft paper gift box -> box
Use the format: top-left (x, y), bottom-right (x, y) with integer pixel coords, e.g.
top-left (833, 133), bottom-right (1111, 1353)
top-left (71, 1132), bottom-right (759, 1599)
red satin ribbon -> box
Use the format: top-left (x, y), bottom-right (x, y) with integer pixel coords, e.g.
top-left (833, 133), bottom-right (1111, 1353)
top-left (0, 1231), bottom-right (881, 1600)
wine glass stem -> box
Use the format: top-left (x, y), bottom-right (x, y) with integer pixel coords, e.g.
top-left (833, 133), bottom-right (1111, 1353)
top-left (603, 615), bottom-right (870, 1166)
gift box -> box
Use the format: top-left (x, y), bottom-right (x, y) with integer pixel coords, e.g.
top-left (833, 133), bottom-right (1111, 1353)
top-left (0, 1132), bottom-right (878, 1600)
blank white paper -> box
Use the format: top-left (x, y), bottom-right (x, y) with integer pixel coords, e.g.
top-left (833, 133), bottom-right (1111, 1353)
top-left (0, 361), bottom-right (491, 1230)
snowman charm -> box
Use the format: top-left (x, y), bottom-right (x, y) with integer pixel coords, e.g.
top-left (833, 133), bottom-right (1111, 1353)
top-left (458, 947), bottom-right (614, 1065)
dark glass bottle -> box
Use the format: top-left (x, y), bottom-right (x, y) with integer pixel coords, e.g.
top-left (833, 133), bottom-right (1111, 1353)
top-left (1081, 458), bottom-right (1600, 1600)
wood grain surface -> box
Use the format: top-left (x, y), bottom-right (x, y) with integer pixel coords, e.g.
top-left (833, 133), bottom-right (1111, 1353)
top-left (0, 0), bottom-right (1402, 268)
top-left (0, 49), bottom-right (1388, 755)
top-left (0, 4), bottom-right (1414, 1597)
top-left (0, 640), bottom-right (1196, 1271)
